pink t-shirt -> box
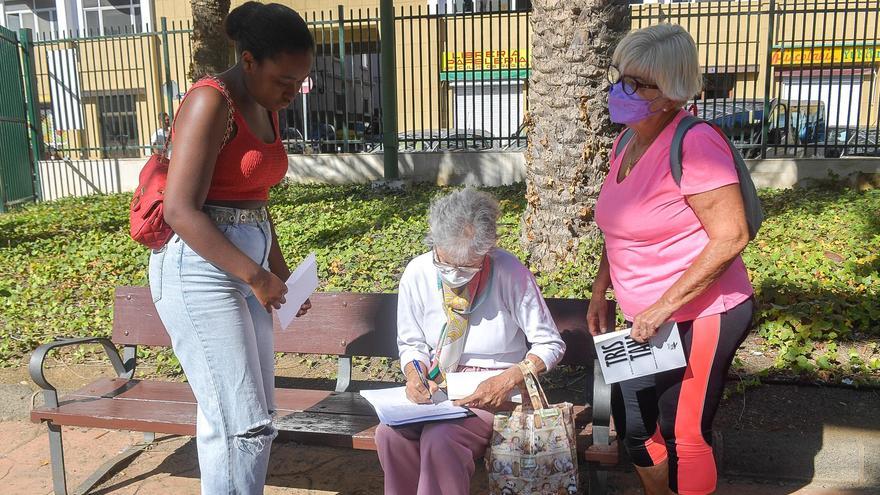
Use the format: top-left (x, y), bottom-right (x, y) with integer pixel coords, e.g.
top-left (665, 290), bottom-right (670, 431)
top-left (594, 110), bottom-right (753, 322)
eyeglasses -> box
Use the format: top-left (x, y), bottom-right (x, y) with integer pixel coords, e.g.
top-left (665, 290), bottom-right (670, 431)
top-left (432, 250), bottom-right (484, 275)
top-left (606, 65), bottom-right (660, 95)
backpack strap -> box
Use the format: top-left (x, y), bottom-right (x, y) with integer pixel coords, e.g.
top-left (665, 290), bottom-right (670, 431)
top-left (613, 127), bottom-right (636, 161)
top-left (669, 114), bottom-right (765, 240)
top-left (669, 114), bottom-right (705, 186)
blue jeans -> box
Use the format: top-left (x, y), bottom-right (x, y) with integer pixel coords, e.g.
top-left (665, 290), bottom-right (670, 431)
top-left (149, 210), bottom-right (277, 495)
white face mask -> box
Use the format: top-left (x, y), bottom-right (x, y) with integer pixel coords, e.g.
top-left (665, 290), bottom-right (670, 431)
top-left (438, 269), bottom-right (477, 288)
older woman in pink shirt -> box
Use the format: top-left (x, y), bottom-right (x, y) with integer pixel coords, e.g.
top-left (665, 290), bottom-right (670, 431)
top-left (590, 25), bottom-right (755, 495)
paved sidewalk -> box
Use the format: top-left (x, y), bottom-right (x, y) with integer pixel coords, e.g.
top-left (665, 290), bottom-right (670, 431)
top-left (2, 418), bottom-right (876, 495)
top-left (3, 379), bottom-right (878, 494)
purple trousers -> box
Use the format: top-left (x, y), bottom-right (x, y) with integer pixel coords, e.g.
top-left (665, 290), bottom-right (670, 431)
top-left (375, 408), bottom-right (495, 495)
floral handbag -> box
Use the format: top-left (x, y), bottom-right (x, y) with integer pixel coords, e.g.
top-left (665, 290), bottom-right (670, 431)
top-left (486, 361), bottom-right (579, 495)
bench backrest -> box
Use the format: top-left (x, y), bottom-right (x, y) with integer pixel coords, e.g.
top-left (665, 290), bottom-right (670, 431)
top-left (113, 287), bottom-right (614, 366)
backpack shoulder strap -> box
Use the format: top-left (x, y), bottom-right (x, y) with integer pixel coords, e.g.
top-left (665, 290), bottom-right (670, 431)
top-left (669, 115), bottom-right (765, 239)
top-left (669, 114), bottom-right (705, 186)
top-left (613, 127), bottom-right (636, 161)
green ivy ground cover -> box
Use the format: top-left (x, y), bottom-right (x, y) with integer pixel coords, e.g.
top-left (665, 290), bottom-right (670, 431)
top-left (1, 182), bottom-right (877, 382)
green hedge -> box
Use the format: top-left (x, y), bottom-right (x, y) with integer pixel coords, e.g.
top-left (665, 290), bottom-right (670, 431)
top-left (0, 182), bottom-right (877, 380)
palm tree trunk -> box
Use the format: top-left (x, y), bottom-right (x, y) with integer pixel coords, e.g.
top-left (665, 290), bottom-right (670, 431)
top-left (189, 0), bottom-right (231, 80)
top-left (522, 0), bottom-right (629, 273)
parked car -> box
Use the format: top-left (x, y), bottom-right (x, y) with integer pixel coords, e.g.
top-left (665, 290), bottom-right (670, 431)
top-left (282, 127), bottom-right (305, 153)
top-left (825, 128), bottom-right (880, 157)
top-left (498, 121), bottom-right (527, 151)
top-left (696, 98), bottom-right (826, 158)
top-left (369, 129), bottom-right (495, 152)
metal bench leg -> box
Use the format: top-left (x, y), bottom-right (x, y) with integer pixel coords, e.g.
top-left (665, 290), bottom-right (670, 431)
top-left (48, 422), bottom-right (68, 495)
top-left (588, 467), bottom-right (608, 495)
top-left (335, 356), bottom-right (352, 393)
top-left (588, 355), bottom-right (613, 495)
top-left (72, 432), bottom-right (156, 495)
top-left (45, 423), bottom-right (156, 495)
top-left (588, 466), bottom-right (608, 495)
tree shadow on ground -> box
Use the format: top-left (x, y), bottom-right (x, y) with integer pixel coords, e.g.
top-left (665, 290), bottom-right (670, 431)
top-left (716, 383), bottom-right (880, 491)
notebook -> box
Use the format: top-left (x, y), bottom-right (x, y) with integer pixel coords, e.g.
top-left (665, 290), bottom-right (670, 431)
top-left (360, 386), bottom-right (472, 426)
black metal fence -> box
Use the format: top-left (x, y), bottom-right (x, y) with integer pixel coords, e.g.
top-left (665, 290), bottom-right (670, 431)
top-left (634, 0), bottom-right (880, 158)
top-left (285, 8), bottom-right (383, 154)
top-left (32, 21), bottom-right (193, 161)
top-left (392, 5), bottom-right (531, 152)
top-left (286, 4), bottom-right (531, 154)
top-left (16, 1), bottom-right (880, 171)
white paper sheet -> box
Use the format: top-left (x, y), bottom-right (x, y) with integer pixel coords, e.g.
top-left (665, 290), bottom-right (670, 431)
top-left (360, 386), bottom-right (470, 426)
top-left (446, 370), bottom-right (522, 403)
top-left (593, 322), bottom-right (687, 384)
top-left (276, 252), bottom-right (319, 330)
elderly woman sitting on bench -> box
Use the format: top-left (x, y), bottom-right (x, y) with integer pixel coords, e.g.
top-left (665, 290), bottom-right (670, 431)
top-left (374, 188), bottom-right (566, 495)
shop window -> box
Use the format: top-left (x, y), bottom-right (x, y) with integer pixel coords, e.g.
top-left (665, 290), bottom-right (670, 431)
top-left (4, 0), bottom-right (58, 36)
top-left (435, 1), bottom-right (528, 13)
top-left (97, 94), bottom-right (140, 158)
top-left (703, 73), bottom-right (736, 99)
top-left (83, 0), bottom-right (142, 35)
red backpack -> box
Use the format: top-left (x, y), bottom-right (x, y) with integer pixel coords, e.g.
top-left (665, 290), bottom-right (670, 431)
top-left (129, 77), bottom-right (235, 249)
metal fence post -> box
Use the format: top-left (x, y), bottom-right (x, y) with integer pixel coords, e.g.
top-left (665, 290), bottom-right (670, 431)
top-left (338, 5), bottom-right (349, 153)
top-left (760, 0), bottom-right (777, 160)
top-left (19, 28), bottom-right (43, 201)
top-left (160, 18), bottom-right (174, 121)
top-left (379, 0), bottom-right (398, 178)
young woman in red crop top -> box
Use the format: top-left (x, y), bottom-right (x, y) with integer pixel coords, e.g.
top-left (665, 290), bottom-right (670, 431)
top-left (148, 2), bottom-right (313, 492)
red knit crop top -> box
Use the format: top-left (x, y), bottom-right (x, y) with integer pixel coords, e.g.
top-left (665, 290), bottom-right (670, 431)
top-left (175, 77), bottom-right (288, 201)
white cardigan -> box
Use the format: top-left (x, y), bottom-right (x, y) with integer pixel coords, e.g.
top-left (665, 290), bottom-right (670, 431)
top-left (396, 248), bottom-right (566, 373)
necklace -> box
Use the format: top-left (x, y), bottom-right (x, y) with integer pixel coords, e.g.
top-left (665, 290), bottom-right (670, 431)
top-left (621, 143), bottom-right (648, 177)
top-left (619, 111), bottom-right (679, 180)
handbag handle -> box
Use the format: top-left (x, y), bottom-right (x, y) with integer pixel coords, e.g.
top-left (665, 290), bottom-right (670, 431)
top-left (160, 75), bottom-right (236, 160)
top-left (516, 361), bottom-right (551, 411)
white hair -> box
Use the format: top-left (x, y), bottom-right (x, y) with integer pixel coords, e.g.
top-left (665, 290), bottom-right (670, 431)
top-left (424, 188), bottom-right (500, 264)
top-left (612, 24), bottom-right (703, 102)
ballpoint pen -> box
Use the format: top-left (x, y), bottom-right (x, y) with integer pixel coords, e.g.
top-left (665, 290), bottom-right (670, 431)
top-left (411, 360), bottom-right (433, 401)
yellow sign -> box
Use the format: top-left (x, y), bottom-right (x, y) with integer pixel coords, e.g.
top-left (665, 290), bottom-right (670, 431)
top-left (771, 46), bottom-right (879, 66)
top-left (442, 49), bottom-right (530, 71)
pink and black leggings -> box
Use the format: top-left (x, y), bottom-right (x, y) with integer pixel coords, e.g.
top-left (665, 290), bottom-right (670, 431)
top-left (611, 298), bottom-right (755, 495)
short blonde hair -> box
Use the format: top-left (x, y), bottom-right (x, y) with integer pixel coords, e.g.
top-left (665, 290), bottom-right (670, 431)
top-left (612, 24), bottom-right (703, 102)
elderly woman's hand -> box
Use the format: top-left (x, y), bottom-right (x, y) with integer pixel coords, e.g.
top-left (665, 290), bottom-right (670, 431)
top-left (630, 300), bottom-right (676, 343)
top-left (404, 363), bottom-right (438, 404)
top-left (453, 370), bottom-right (518, 412)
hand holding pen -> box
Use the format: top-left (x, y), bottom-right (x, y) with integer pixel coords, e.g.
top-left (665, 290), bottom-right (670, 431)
top-left (405, 360), bottom-right (439, 404)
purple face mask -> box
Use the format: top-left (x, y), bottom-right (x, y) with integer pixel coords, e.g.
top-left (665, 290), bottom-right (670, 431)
top-left (607, 82), bottom-right (660, 125)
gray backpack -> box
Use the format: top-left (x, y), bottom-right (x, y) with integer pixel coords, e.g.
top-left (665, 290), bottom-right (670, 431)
top-left (615, 115), bottom-right (764, 239)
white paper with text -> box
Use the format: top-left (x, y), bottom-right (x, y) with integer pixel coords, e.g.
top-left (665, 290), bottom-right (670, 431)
top-left (592, 322), bottom-right (687, 384)
top-left (446, 370), bottom-right (523, 403)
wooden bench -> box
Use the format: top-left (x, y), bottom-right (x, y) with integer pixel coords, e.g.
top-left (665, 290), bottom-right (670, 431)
top-left (31, 287), bottom-right (618, 495)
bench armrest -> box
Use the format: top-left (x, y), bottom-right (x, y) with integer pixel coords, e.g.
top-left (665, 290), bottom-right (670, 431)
top-left (29, 337), bottom-right (128, 408)
top-left (591, 358), bottom-right (613, 446)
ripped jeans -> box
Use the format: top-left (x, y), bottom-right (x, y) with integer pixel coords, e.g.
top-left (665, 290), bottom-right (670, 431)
top-left (149, 208), bottom-right (278, 495)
